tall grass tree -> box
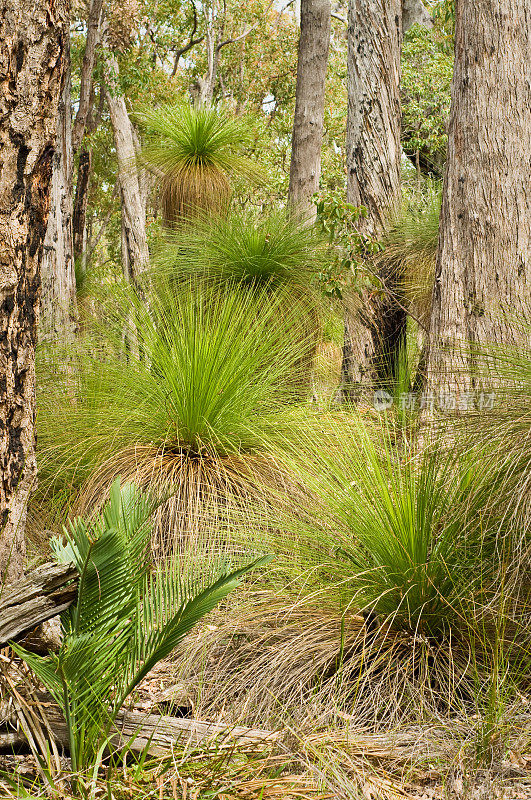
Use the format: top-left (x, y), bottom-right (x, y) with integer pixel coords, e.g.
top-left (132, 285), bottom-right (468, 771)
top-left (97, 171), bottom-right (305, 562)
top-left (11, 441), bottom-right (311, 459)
top-left (138, 104), bottom-right (260, 227)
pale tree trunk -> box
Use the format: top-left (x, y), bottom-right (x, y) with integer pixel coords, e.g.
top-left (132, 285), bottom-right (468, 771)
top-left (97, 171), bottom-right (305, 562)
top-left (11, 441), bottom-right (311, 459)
top-left (0, 0), bottom-right (68, 581)
top-left (341, 0), bottom-right (403, 399)
top-left (402, 0), bottom-right (433, 33)
top-left (426, 0), bottom-right (531, 398)
top-left (104, 54), bottom-right (149, 283)
top-left (40, 55), bottom-right (78, 344)
top-left (288, 0), bottom-right (331, 222)
top-left (72, 0), bottom-right (104, 274)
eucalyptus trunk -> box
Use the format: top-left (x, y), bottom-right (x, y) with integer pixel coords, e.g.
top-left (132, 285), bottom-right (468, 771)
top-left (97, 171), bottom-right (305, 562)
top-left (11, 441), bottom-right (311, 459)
top-left (105, 54), bottom-right (149, 283)
top-left (288, 0), bottom-right (331, 222)
top-left (40, 55), bottom-right (78, 344)
top-left (341, 0), bottom-right (403, 399)
top-left (0, 0), bottom-right (68, 580)
top-left (426, 0), bottom-right (531, 398)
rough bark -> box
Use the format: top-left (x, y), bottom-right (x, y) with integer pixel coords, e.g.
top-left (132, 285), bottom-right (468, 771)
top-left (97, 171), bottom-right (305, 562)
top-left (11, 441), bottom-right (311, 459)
top-left (341, 0), bottom-right (403, 399)
top-left (104, 54), bottom-right (149, 283)
top-left (288, 0), bottom-right (331, 222)
top-left (72, 0), bottom-right (104, 153)
top-left (346, 0), bottom-right (401, 236)
top-left (40, 55), bottom-right (78, 345)
top-left (0, 562), bottom-right (77, 645)
top-left (426, 0), bottom-right (531, 396)
top-left (73, 147), bottom-right (91, 264)
top-left (0, 0), bottom-right (68, 581)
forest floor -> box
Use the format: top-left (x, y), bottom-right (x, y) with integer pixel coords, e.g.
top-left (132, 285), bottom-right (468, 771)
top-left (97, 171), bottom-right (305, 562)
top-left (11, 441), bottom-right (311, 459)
top-left (3, 649), bottom-right (530, 800)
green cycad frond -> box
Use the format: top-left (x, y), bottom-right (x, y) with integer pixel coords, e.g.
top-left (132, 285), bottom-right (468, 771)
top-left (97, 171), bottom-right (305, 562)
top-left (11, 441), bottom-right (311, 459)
top-left (15, 480), bottom-right (270, 780)
top-left (137, 103), bottom-right (261, 226)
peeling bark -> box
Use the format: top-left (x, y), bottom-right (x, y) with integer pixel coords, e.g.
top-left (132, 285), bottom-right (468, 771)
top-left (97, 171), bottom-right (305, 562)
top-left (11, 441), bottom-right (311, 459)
top-left (104, 53), bottom-right (149, 283)
top-left (40, 52), bottom-right (78, 345)
top-left (288, 0), bottom-right (331, 222)
top-left (426, 0), bottom-right (531, 396)
top-left (0, 0), bottom-right (68, 581)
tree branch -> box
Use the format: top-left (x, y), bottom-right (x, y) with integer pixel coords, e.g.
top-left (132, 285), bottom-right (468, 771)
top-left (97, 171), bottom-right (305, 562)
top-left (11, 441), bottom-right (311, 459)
top-left (172, 1), bottom-right (205, 76)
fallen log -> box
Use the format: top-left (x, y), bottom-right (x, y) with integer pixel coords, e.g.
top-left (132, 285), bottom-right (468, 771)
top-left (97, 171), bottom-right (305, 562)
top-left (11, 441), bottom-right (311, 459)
top-left (0, 702), bottom-right (280, 755)
top-left (50, 705), bottom-right (280, 755)
top-left (0, 562), bottom-right (78, 646)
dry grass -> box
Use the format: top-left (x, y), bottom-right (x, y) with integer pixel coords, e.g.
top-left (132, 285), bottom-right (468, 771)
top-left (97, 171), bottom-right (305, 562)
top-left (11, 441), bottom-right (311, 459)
top-left (173, 591), bottom-right (484, 732)
top-left (72, 445), bottom-right (301, 559)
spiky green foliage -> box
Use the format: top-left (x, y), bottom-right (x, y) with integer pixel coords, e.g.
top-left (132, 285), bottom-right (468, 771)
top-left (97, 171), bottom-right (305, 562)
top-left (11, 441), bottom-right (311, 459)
top-left (138, 104), bottom-right (260, 226)
top-left (378, 189), bottom-right (440, 327)
top-left (15, 481), bottom-right (269, 790)
top-left (153, 208), bottom-right (327, 296)
top-left (37, 281), bottom-right (312, 550)
top-left (151, 209), bottom-right (328, 380)
top-left (251, 418), bottom-right (498, 638)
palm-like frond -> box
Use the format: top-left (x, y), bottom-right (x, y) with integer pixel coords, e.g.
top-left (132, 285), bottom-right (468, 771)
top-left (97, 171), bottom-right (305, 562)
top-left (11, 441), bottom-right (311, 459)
top-left (15, 481), bottom-right (270, 779)
top-left (137, 104), bottom-right (261, 225)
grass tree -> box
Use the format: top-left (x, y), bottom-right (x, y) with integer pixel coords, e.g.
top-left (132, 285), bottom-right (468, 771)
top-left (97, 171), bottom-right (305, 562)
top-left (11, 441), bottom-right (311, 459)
top-left (37, 280), bottom-right (313, 555)
top-left (179, 414), bottom-right (520, 729)
top-left (152, 209), bottom-right (331, 380)
top-left (138, 104), bottom-right (260, 227)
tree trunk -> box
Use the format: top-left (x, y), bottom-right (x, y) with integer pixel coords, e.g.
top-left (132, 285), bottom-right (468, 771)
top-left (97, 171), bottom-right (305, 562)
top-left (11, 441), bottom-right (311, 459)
top-left (402, 0), bottom-right (433, 33)
top-left (288, 0), bottom-right (331, 222)
top-left (104, 54), bottom-right (149, 283)
top-left (426, 0), bottom-right (531, 397)
top-left (72, 0), bottom-right (104, 153)
top-left (341, 0), bottom-right (403, 400)
top-left (73, 147), bottom-right (91, 267)
top-left (40, 53), bottom-right (78, 345)
top-left (0, 0), bottom-right (68, 581)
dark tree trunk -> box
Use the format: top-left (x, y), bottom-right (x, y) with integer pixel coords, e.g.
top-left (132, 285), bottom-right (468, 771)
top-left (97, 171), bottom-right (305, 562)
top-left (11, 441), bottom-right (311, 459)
top-left (288, 0), bottom-right (331, 222)
top-left (73, 147), bottom-right (92, 266)
top-left (0, 0), bottom-right (68, 581)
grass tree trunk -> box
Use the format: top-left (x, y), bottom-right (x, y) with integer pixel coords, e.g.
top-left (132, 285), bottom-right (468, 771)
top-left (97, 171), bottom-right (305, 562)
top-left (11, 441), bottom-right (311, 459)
top-left (288, 0), bottom-right (331, 223)
top-left (0, 0), bottom-right (68, 581)
top-left (341, 0), bottom-right (403, 400)
top-left (104, 54), bottom-right (149, 283)
top-left (40, 51), bottom-right (78, 344)
top-left (426, 0), bottom-right (531, 398)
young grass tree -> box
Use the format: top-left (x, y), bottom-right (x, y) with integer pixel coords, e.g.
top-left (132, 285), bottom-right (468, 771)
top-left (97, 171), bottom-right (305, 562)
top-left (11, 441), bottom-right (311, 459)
top-left (138, 104), bottom-right (260, 227)
top-left (15, 480), bottom-right (270, 793)
top-left (38, 281), bottom-right (314, 555)
top-left (152, 209), bottom-right (329, 380)
top-left (260, 418), bottom-right (497, 638)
